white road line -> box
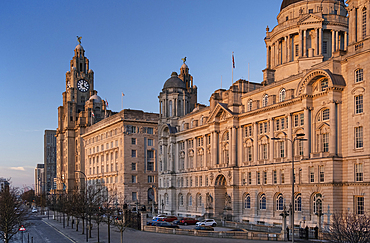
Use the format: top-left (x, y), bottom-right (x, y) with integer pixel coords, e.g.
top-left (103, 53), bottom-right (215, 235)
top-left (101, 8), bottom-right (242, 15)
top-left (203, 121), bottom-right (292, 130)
top-left (42, 220), bottom-right (77, 243)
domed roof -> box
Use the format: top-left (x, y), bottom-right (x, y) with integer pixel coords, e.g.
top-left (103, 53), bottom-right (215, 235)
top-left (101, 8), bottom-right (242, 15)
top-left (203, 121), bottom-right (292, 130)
top-left (75, 44), bottom-right (84, 50)
top-left (89, 94), bottom-right (102, 103)
top-left (163, 72), bottom-right (186, 89)
top-left (181, 63), bottom-right (188, 69)
top-left (280, 0), bottom-right (343, 11)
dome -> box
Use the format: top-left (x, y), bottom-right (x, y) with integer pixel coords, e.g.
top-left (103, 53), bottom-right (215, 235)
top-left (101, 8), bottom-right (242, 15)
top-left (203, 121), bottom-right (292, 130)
top-left (75, 44), bottom-right (84, 50)
top-left (89, 94), bottom-right (102, 103)
top-left (163, 72), bottom-right (186, 89)
top-left (280, 0), bottom-right (343, 11)
top-left (181, 63), bottom-right (188, 69)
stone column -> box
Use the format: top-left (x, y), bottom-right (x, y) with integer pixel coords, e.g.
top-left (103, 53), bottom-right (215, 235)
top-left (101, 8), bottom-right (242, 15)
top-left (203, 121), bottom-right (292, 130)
top-left (303, 30), bottom-right (307, 57)
top-left (318, 28), bottom-right (322, 55)
top-left (212, 131), bottom-right (218, 165)
top-left (231, 127), bottom-right (237, 167)
top-left (287, 35), bottom-right (291, 62)
top-left (299, 30), bottom-right (302, 57)
top-left (367, 4), bottom-right (370, 39)
top-left (174, 98), bottom-right (177, 117)
top-left (287, 114), bottom-right (293, 160)
top-left (253, 122), bottom-right (258, 163)
top-left (238, 126), bottom-right (243, 166)
top-left (331, 30), bottom-right (335, 56)
top-left (269, 119), bottom-right (274, 162)
top-left (266, 45), bottom-right (271, 68)
top-left (329, 101), bottom-right (337, 156)
top-left (336, 31), bottom-right (339, 51)
top-left (184, 139), bottom-right (188, 169)
top-left (276, 41), bottom-right (279, 66)
top-left (304, 108), bottom-right (310, 158)
top-left (344, 31), bottom-right (348, 50)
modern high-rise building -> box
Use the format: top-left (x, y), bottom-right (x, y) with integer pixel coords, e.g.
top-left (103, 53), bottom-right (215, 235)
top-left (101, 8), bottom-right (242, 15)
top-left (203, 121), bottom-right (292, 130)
top-left (158, 0), bottom-right (370, 228)
top-left (35, 164), bottom-right (45, 195)
top-left (44, 130), bottom-right (56, 193)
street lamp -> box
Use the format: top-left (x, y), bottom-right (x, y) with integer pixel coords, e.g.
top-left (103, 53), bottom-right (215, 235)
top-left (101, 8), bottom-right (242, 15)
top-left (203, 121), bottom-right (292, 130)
top-left (75, 170), bottom-right (88, 242)
top-left (272, 133), bottom-right (306, 243)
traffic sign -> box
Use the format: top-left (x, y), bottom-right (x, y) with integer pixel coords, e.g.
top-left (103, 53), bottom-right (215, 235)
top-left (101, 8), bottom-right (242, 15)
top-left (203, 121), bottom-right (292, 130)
top-left (19, 226), bottom-right (26, 231)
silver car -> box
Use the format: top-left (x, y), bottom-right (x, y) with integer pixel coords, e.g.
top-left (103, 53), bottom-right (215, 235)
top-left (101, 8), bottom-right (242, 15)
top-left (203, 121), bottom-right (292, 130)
top-left (196, 219), bottom-right (217, 227)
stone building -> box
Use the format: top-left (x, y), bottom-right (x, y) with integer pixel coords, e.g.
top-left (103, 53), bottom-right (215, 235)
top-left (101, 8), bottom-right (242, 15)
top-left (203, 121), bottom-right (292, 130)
top-left (83, 109), bottom-right (159, 211)
top-left (44, 130), bottom-right (56, 193)
top-left (158, 0), bottom-right (370, 228)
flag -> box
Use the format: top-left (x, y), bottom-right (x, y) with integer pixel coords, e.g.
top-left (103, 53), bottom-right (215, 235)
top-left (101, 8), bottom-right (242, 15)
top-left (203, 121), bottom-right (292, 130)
top-left (122, 92), bottom-right (125, 97)
top-left (92, 111), bottom-right (95, 118)
top-left (232, 52), bottom-right (235, 69)
top-left (105, 100), bottom-right (109, 107)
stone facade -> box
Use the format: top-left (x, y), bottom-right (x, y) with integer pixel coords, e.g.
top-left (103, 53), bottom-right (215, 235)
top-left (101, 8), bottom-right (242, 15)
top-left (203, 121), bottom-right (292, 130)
top-left (158, 0), bottom-right (370, 228)
top-left (82, 109), bottom-right (159, 210)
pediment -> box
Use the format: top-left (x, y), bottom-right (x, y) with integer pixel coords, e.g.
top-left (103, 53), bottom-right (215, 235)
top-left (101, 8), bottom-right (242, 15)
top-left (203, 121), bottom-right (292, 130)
top-left (207, 103), bottom-right (234, 123)
top-left (298, 14), bottom-right (323, 25)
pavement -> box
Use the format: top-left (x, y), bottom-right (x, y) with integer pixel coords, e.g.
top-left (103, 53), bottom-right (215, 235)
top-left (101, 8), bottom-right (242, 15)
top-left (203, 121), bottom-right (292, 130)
top-left (23, 211), bottom-right (325, 243)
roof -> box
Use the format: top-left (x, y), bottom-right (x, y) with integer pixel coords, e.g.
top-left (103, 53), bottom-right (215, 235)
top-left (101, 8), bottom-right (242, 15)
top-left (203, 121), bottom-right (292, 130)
top-left (163, 72), bottom-right (186, 89)
top-left (280, 0), bottom-right (344, 11)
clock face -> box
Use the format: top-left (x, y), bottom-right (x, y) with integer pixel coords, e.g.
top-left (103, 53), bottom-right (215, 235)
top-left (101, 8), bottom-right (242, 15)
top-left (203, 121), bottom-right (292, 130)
top-left (77, 79), bottom-right (89, 92)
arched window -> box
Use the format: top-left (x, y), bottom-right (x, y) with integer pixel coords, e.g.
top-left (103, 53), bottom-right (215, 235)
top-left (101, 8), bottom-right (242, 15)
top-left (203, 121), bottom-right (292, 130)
top-left (198, 194), bottom-right (202, 207)
top-left (165, 194), bottom-right (169, 205)
top-left (295, 193), bottom-right (302, 212)
top-left (363, 8), bottom-right (367, 39)
top-left (179, 194), bottom-right (184, 206)
top-left (313, 193), bottom-right (322, 214)
top-left (247, 99), bottom-right (253, 111)
top-left (276, 194), bottom-right (284, 211)
top-left (169, 101), bottom-right (172, 117)
top-left (244, 194), bottom-right (251, 209)
top-left (262, 94), bottom-right (268, 107)
top-left (355, 69), bottom-right (364, 83)
top-left (189, 195), bottom-right (193, 206)
top-left (321, 78), bottom-right (328, 91)
top-left (279, 89), bottom-right (286, 102)
top-left (259, 194), bottom-right (267, 210)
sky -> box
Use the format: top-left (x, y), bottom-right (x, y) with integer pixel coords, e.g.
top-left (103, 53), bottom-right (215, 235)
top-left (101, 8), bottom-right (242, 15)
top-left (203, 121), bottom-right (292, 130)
top-left (0, 0), bottom-right (282, 189)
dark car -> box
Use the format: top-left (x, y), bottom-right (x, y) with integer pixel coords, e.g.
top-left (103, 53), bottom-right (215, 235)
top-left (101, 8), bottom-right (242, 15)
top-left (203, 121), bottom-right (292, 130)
top-left (154, 222), bottom-right (179, 228)
top-left (163, 216), bottom-right (178, 222)
top-left (178, 217), bottom-right (199, 225)
top-left (194, 226), bottom-right (214, 231)
top-left (229, 228), bottom-right (248, 232)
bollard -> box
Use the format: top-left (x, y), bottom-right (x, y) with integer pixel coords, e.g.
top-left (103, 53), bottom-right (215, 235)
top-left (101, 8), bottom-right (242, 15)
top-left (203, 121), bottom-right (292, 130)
top-left (31, 237), bottom-right (33, 243)
top-left (28, 233), bottom-right (29, 243)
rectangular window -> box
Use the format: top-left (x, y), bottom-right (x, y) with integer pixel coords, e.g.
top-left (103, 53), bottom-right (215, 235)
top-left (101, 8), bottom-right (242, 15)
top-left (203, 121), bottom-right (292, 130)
top-left (273, 170), bottom-right (277, 184)
top-left (279, 141), bottom-right (285, 158)
top-left (355, 95), bottom-right (363, 114)
top-left (322, 134), bottom-right (329, 152)
top-left (248, 172), bottom-right (252, 185)
top-left (131, 175), bottom-right (137, 183)
top-left (247, 147), bottom-right (252, 162)
top-left (263, 144), bottom-right (268, 160)
top-left (309, 9), bottom-right (313, 13)
top-left (357, 196), bottom-right (365, 215)
top-left (310, 166), bottom-right (315, 183)
top-left (281, 170), bottom-right (285, 184)
top-left (199, 176), bottom-right (202, 186)
top-left (131, 163), bottom-right (136, 171)
top-left (132, 192), bottom-right (137, 201)
top-left (257, 172), bottom-right (261, 185)
top-left (295, 44), bottom-right (299, 56)
top-left (259, 123), bottom-right (263, 134)
top-left (281, 118), bottom-right (285, 130)
top-left (294, 115), bottom-right (299, 127)
top-left (355, 163), bottom-right (363, 182)
top-left (148, 175), bottom-right (154, 183)
top-left (147, 150), bottom-right (154, 159)
top-left (147, 127), bottom-right (153, 134)
top-left (276, 119), bottom-right (280, 130)
top-left (300, 113), bottom-right (304, 126)
top-left (131, 150), bottom-right (137, 157)
top-left (147, 161), bottom-right (154, 171)
top-left (323, 41), bottom-right (328, 54)
top-left (356, 69), bottom-right (364, 83)
top-left (264, 122), bottom-right (268, 133)
top-left (355, 127), bottom-right (363, 148)
top-left (263, 171), bottom-right (267, 184)
top-left (363, 10), bottom-right (367, 39)
top-left (148, 139), bottom-right (153, 146)
top-left (319, 166), bottom-right (325, 182)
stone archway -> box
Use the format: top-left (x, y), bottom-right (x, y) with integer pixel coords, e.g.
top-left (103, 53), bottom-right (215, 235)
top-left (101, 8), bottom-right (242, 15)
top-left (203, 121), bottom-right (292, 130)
top-left (214, 174), bottom-right (227, 219)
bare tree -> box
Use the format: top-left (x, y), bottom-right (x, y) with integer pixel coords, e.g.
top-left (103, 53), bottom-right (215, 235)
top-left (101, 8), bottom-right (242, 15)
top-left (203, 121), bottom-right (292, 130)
top-left (0, 187), bottom-right (27, 243)
top-left (326, 212), bottom-right (370, 243)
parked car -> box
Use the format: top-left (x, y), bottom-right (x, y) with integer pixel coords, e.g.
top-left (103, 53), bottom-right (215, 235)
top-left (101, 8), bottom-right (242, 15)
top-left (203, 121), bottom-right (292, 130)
top-left (31, 208), bottom-right (37, 213)
top-left (163, 216), bottom-right (177, 222)
top-left (194, 225), bottom-right (214, 231)
top-left (178, 217), bottom-right (199, 225)
top-left (152, 214), bottom-right (166, 220)
top-left (196, 219), bottom-right (217, 227)
top-left (153, 222), bottom-right (179, 228)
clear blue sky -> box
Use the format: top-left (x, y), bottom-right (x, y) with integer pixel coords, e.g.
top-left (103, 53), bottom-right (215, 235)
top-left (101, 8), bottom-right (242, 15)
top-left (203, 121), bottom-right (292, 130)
top-left (0, 0), bottom-right (281, 189)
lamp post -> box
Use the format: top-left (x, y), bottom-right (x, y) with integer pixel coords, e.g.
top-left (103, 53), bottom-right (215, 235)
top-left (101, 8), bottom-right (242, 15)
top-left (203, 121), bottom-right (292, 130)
top-left (272, 133), bottom-right (306, 243)
top-left (75, 170), bottom-right (88, 242)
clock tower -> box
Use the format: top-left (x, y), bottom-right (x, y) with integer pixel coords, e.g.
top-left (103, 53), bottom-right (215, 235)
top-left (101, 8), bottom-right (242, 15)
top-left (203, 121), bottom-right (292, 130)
top-left (56, 39), bottom-right (107, 192)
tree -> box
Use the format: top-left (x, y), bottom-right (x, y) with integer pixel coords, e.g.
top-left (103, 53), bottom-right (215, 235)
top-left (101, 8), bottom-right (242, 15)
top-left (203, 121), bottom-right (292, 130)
top-left (0, 187), bottom-right (26, 243)
top-left (326, 212), bottom-right (370, 243)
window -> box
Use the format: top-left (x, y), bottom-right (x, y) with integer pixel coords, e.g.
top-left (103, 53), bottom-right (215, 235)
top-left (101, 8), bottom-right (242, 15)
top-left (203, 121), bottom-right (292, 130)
top-left (244, 194), bottom-right (251, 209)
top-left (248, 172), bottom-right (252, 185)
top-left (147, 127), bottom-right (153, 134)
top-left (189, 195), bottom-right (192, 206)
top-left (262, 94), bottom-right (268, 107)
top-left (355, 163), bottom-right (363, 182)
top-left (322, 109), bottom-right (330, 120)
top-left (298, 140), bottom-right (304, 156)
top-left (355, 69), bottom-right (364, 83)
top-left (356, 196), bottom-right (365, 215)
top-left (247, 147), bottom-right (252, 162)
top-left (148, 139), bottom-right (153, 146)
top-left (276, 119), bottom-right (280, 131)
top-left (295, 44), bottom-right (299, 56)
top-left (131, 163), bottom-right (136, 171)
top-left (276, 194), bottom-right (284, 211)
top-left (355, 127), bottom-right (363, 148)
top-left (273, 170), bottom-right (277, 184)
top-left (310, 166), bottom-right (315, 183)
top-left (257, 172), bottom-right (261, 185)
top-left (281, 170), bottom-right (285, 184)
top-left (148, 175), bottom-right (154, 183)
top-left (295, 194), bottom-right (302, 212)
top-left (355, 95), bottom-right (363, 114)
top-left (131, 175), bottom-right (137, 183)
top-left (132, 192), bottom-right (137, 201)
top-left (319, 165), bottom-right (325, 182)
top-left (322, 133), bottom-right (329, 152)
top-left (245, 126), bottom-right (252, 137)
top-left (279, 141), bottom-right (285, 158)
top-left (279, 89), bottom-right (286, 102)
top-left (147, 150), bottom-right (154, 159)
top-left (262, 144), bottom-right (268, 160)
top-left (323, 41), bottom-right (328, 54)
top-left (309, 9), bottom-right (313, 13)
top-left (321, 79), bottom-right (328, 91)
top-left (363, 8), bottom-right (367, 39)
top-left (247, 100), bottom-right (253, 111)
top-left (169, 101), bottom-right (172, 117)
top-left (263, 171), bottom-right (267, 184)
top-left (259, 194), bottom-right (267, 210)
top-left (131, 150), bottom-right (137, 157)
top-left (313, 194), bottom-right (322, 214)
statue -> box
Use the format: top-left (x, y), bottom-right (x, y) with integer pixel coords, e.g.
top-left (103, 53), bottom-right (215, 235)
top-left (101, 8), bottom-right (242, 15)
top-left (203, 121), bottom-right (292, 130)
top-left (77, 36), bottom-right (82, 44)
top-left (181, 57), bottom-right (187, 64)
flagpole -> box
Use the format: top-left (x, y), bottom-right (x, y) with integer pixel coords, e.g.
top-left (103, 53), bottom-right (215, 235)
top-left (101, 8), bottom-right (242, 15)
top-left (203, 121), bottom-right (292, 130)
top-left (248, 63), bottom-right (250, 81)
top-left (121, 93), bottom-right (125, 110)
top-left (232, 52), bottom-right (235, 85)
top-left (221, 75), bottom-right (222, 89)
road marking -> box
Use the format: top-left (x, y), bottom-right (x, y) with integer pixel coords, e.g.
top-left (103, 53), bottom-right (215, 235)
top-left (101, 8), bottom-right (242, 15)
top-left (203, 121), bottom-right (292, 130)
top-left (42, 220), bottom-right (77, 243)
